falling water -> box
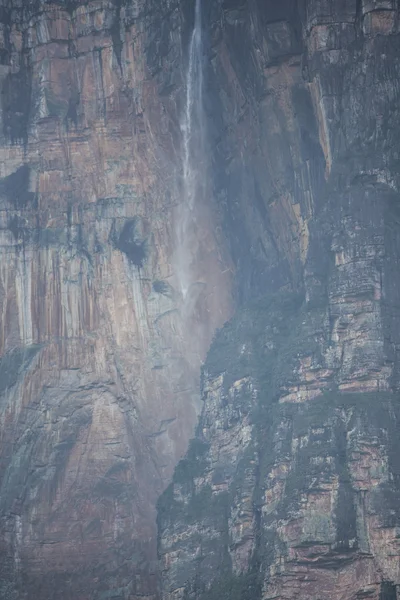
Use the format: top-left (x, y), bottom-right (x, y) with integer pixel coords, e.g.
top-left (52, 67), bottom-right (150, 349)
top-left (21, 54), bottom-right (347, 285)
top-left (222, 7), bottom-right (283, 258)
top-left (176, 0), bottom-right (205, 299)
top-left (171, 0), bottom-right (232, 380)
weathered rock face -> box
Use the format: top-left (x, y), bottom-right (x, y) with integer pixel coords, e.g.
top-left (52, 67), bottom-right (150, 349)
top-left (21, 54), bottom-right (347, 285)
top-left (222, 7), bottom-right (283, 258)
top-left (158, 1), bottom-right (400, 600)
top-left (1, 0), bottom-right (400, 598)
top-left (159, 297), bottom-right (400, 600)
top-left (0, 1), bottom-right (232, 598)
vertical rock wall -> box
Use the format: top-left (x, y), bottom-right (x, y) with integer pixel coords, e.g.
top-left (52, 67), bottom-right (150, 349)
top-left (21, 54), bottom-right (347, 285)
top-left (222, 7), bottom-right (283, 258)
top-left (159, 2), bottom-right (400, 600)
top-left (0, 1), bottom-right (232, 598)
top-left (1, 0), bottom-right (400, 598)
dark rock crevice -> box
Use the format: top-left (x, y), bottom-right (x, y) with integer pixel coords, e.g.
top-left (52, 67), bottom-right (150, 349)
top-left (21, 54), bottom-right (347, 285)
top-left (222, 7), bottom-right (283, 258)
top-left (0, 0), bottom-right (399, 598)
top-left (158, 2), bottom-right (400, 599)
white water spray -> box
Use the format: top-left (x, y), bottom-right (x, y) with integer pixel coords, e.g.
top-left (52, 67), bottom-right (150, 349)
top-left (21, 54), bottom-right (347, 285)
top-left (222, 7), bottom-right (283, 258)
top-left (176, 0), bottom-right (205, 299)
top-left (170, 0), bottom-right (232, 380)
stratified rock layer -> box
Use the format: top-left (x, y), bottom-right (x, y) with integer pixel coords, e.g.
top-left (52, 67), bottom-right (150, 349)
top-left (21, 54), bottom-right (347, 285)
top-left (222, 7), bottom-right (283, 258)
top-left (0, 1), bottom-right (232, 598)
top-left (158, 1), bottom-right (400, 600)
top-left (158, 296), bottom-right (400, 600)
top-left (1, 0), bottom-right (400, 598)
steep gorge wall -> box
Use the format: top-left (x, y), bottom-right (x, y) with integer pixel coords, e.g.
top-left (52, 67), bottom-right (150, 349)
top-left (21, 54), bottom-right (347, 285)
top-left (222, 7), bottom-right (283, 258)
top-left (0, 1), bottom-right (232, 598)
top-left (159, 1), bottom-right (400, 600)
top-left (0, 0), bottom-right (400, 598)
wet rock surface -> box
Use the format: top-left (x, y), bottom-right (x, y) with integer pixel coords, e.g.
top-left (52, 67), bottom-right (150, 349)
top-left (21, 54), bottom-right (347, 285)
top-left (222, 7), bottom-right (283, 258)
top-left (0, 1), bottom-right (232, 598)
top-left (0, 0), bottom-right (400, 598)
top-left (158, 297), bottom-right (400, 600)
top-left (158, 1), bottom-right (400, 600)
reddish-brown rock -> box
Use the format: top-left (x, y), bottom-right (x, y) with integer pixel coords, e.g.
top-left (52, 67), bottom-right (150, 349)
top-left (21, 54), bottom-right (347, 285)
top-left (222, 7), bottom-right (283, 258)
top-left (158, 2), bottom-right (400, 600)
top-left (0, 2), bottom-right (232, 598)
top-left (2, 0), bottom-right (400, 599)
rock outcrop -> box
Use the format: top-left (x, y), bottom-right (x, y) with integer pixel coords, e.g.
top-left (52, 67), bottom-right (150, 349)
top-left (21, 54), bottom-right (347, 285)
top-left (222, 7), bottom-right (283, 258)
top-left (1, 0), bottom-right (400, 598)
top-left (0, 1), bottom-right (232, 598)
top-left (158, 2), bottom-right (400, 600)
top-left (159, 296), bottom-right (400, 600)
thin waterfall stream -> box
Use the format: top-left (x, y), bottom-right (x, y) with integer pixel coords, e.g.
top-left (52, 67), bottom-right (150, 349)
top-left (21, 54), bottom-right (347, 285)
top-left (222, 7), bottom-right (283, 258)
top-left (176, 0), bottom-right (205, 301)
top-left (172, 0), bottom-right (232, 369)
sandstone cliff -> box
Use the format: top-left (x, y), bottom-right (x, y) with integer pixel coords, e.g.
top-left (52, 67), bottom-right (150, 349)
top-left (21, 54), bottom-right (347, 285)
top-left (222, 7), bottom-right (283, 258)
top-left (158, 1), bottom-right (400, 600)
top-left (0, 1), bottom-right (232, 598)
top-left (1, 0), bottom-right (400, 598)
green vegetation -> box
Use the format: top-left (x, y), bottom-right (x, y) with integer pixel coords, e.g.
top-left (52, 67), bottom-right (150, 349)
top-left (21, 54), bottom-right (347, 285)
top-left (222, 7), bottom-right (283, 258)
top-left (0, 554), bottom-right (19, 600)
top-left (174, 438), bottom-right (210, 484)
top-left (206, 289), bottom-right (304, 381)
top-left (158, 283), bottom-right (400, 600)
top-left (192, 571), bottom-right (260, 600)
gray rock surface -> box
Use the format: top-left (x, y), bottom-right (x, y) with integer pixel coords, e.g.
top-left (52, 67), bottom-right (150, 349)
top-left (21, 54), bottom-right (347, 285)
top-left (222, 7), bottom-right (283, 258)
top-left (0, 0), bottom-right (400, 598)
top-left (0, 1), bottom-right (232, 598)
top-left (159, 2), bottom-right (400, 600)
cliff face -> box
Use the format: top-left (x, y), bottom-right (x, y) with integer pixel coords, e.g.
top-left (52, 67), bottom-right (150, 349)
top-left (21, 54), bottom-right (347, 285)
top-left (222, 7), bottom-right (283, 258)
top-left (0, 2), bottom-right (232, 598)
top-left (159, 1), bottom-right (400, 600)
top-left (1, 0), bottom-right (400, 598)
top-left (159, 299), bottom-right (400, 600)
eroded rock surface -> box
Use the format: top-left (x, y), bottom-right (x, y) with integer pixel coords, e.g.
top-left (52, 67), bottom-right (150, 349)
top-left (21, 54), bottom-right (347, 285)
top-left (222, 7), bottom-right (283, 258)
top-left (0, 1), bottom-right (232, 598)
top-left (1, 0), bottom-right (400, 598)
top-left (159, 297), bottom-right (400, 600)
top-left (159, 2), bottom-right (400, 600)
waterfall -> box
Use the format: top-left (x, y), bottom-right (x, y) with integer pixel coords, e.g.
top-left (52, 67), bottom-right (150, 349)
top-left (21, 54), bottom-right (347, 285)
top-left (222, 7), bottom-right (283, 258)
top-left (176, 0), bottom-right (205, 299)
top-left (169, 0), bottom-right (232, 390)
